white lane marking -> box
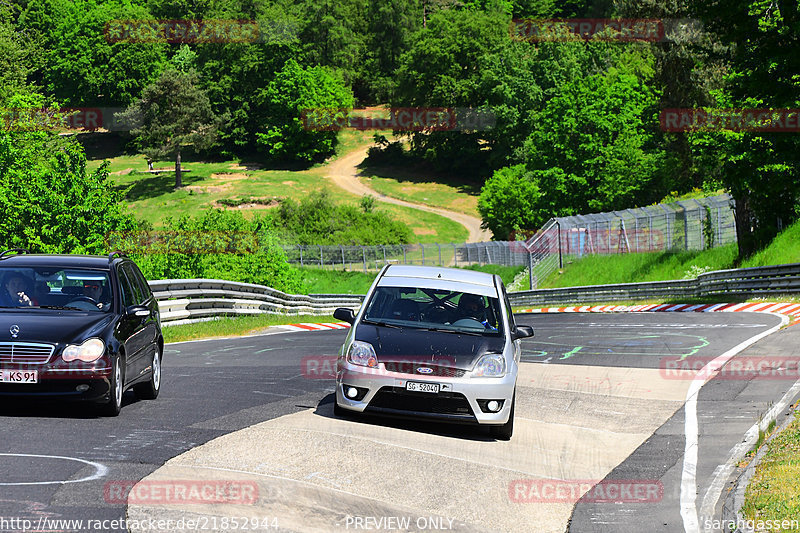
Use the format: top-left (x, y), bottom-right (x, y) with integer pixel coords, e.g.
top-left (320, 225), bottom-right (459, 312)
top-left (0, 453), bottom-right (107, 486)
top-left (167, 330), bottom-right (287, 345)
top-left (681, 313), bottom-right (787, 533)
top-left (698, 379), bottom-right (800, 523)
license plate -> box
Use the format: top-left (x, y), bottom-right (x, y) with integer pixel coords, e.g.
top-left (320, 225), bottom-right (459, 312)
top-left (406, 381), bottom-right (439, 394)
top-left (0, 370), bottom-right (38, 383)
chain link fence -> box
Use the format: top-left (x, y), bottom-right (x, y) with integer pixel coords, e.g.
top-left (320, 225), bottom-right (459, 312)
top-left (281, 241), bottom-right (531, 271)
top-left (526, 194), bottom-right (737, 288)
top-left (281, 194), bottom-right (737, 283)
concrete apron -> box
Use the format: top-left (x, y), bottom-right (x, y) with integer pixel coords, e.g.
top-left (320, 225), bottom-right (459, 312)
top-left (128, 363), bottom-right (691, 533)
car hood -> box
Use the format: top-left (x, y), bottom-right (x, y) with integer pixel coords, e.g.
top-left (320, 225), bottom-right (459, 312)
top-left (0, 311), bottom-right (114, 345)
top-left (354, 324), bottom-right (506, 371)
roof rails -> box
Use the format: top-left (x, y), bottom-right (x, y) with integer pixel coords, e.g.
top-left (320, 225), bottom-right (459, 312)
top-left (0, 248), bottom-right (31, 260)
top-left (108, 251), bottom-right (128, 263)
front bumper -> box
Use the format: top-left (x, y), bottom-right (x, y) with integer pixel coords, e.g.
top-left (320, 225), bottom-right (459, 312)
top-left (336, 360), bottom-right (516, 425)
top-left (0, 366), bottom-right (113, 401)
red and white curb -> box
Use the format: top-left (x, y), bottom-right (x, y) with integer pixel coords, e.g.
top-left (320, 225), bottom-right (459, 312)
top-left (518, 302), bottom-right (800, 322)
top-left (275, 322), bottom-right (351, 332)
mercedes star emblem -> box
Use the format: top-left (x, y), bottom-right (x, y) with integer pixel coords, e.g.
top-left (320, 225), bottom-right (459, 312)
top-left (10, 324), bottom-right (20, 338)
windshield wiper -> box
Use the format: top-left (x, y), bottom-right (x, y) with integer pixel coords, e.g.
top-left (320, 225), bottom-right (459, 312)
top-left (362, 318), bottom-right (402, 329)
top-left (422, 326), bottom-right (482, 336)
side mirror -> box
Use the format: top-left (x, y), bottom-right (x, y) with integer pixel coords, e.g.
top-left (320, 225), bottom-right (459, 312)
top-left (333, 307), bottom-right (355, 324)
top-left (126, 305), bottom-right (150, 318)
top-left (511, 325), bottom-right (534, 340)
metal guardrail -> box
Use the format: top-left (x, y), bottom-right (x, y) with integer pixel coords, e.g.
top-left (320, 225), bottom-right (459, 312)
top-left (149, 279), bottom-right (364, 324)
top-left (150, 263), bottom-right (800, 325)
top-left (508, 263), bottom-right (800, 307)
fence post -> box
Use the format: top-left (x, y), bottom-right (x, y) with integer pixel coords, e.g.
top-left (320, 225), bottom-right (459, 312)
top-left (319, 245), bottom-right (323, 268)
top-left (403, 246), bottom-right (407, 264)
top-left (382, 245), bottom-right (386, 264)
top-left (421, 245), bottom-right (425, 266)
top-left (557, 221), bottom-right (563, 268)
top-left (436, 243), bottom-right (442, 266)
top-left (299, 246), bottom-right (304, 267)
top-left (528, 251), bottom-right (534, 290)
top-left (362, 246), bottom-right (367, 273)
top-left (453, 243), bottom-right (458, 267)
top-left (341, 245), bottom-right (345, 269)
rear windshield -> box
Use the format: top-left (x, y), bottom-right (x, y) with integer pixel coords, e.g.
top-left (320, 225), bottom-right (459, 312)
top-left (0, 267), bottom-right (112, 312)
top-left (362, 286), bottom-right (503, 336)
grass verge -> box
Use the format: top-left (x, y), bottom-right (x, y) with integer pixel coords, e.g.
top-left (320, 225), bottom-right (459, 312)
top-left (163, 313), bottom-right (337, 344)
top-left (742, 412), bottom-right (800, 527)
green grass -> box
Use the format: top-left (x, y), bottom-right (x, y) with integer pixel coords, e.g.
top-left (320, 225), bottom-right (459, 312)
top-left (359, 170), bottom-right (482, 216)
top-left (163, 313), bottom-right (337, 343)
top-left (88, 133), bottom-right (467, 243)
top-left (741, 222), bottom-right (800, 267)
top-left (300, 269), bottom-right (376, 295)
top-left (539, 217), bottom-right (800, 289)
top-left (540, 243), bottom-right (739, 288)
top-left (464, 264), bottom-right (526, 287)
top-left (742, 415), bottom-right (800, 528)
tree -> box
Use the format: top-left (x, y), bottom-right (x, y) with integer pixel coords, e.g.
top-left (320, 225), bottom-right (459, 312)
top-left (254, 59), bottom-right (354, 164)
top-left (0, 93), bottom-right (136, 253)
top-left (19, 0), bottom-right (167, 107)
top-left (477, 164), bottom-right (545, 239)
top-left (119, 68), bottom-right (220, 189)
top-left (691, 0), bottom-right (800, 258)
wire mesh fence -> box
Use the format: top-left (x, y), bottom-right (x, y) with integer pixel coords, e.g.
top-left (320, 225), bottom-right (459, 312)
top-left (280, 241), bottom-right (531, 272)
top-left (526, 194), bottom-right (737, 288)
top-left (281, 194), bottom-right (738, 284)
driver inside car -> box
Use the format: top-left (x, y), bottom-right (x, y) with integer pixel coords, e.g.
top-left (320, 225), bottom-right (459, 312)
top-left (457, 293), bottom-right (497, 330)
top-left (82, 281), bottom-right (108, 310)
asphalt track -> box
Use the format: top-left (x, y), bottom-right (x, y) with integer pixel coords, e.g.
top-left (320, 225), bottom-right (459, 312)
top-left (0, 312), bottom-right (797, 533)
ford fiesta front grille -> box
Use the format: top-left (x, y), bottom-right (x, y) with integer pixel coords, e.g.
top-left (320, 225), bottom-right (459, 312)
top-left (0, 342), bottom-right (55, 364)
top-left (382, 362), bottom-right (467, 378)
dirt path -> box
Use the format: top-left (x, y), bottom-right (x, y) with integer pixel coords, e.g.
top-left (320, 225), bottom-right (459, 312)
top-left (325, 145), bottom-right (491, 243)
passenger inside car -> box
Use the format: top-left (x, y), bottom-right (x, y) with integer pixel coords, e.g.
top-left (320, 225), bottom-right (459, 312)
top-left (0, 273), bottom-right (36, 307)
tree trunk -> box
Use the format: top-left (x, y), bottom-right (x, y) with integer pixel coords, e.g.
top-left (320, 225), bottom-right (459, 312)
top-left (732, 192), bottom-right (756, 261)
top-left (174, 150), bottom-right (182, 189)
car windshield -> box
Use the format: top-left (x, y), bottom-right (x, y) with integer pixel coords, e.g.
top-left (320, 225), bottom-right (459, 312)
top-left (362, 286), bottom-right (503, 336)
top-left (0, 266), bottom-right (112, 312)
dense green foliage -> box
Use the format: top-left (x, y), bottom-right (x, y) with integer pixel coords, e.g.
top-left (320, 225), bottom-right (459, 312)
top-left (128, 209), bottom-right (304, 293)
top-left (276, 190), bottom-right (412, 245)
top-left (1, 0), bottom-right (798, 260)
top-left (0, 96), bottom-right (137, 252)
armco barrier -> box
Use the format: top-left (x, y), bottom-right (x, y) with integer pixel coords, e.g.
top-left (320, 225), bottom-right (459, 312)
top-left (148, 279), bottom-right (364, 324)
top-left (150, 263), bottom-right (800, 323)
top-left (508, 263), bottom-right (800, 307)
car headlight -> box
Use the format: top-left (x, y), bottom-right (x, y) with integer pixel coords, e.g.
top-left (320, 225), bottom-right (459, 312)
top-left (62, 338), bottom-right (106, 363)
top-left (472, 353), bottom-right (506, 377)
top-left (347, 341), bottom-right (378, 368)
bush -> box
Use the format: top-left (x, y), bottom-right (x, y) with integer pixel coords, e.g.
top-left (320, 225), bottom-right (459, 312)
top-left (127, 210), bottom-right (303, 293)
top-left (276, 189), bottom-right (411, 245)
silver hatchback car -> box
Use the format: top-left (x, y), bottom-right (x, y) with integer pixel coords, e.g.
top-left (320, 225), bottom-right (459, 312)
top-left (332, 265), bottom-right (533, 440)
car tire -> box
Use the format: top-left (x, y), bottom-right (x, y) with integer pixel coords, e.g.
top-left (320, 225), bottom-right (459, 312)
top-left (134, 347), bottom-right (161, 400)
top-left (490, 393), bottom-right (515, 441)
top-left (99, 355), bottom-right (124, 417)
